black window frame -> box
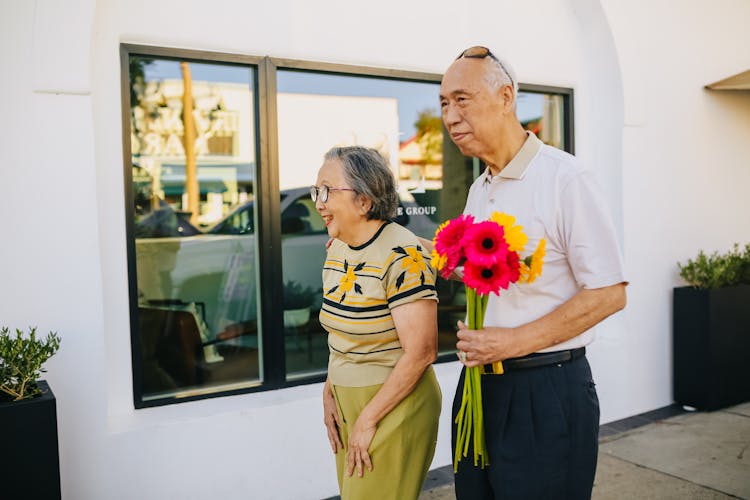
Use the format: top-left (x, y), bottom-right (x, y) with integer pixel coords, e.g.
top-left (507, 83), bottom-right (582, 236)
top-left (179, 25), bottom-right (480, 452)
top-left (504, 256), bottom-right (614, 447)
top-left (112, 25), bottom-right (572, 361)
top-left (120, 44), bottom-right (575, 407)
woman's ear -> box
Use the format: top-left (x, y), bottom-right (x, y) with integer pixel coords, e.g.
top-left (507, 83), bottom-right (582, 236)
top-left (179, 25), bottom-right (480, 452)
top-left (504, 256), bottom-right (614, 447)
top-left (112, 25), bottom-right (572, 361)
top-left (358, 195), bottom-right (373, 216)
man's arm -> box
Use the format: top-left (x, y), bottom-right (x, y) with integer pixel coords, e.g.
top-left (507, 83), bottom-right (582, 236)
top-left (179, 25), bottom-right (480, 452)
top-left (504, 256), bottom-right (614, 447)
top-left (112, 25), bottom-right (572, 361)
top-left (456, 282), bottom-right (626, 366)
top-left (418, 236), bottom-right (465, 281)
top-left (417, 236), bottom-right (433, 253)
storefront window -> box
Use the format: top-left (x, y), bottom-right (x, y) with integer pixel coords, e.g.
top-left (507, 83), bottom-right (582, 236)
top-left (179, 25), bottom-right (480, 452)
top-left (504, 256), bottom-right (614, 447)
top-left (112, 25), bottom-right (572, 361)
top-left (124, 47), bottom-right (573, 405)
top-left (275, 71), bottom-right (454, 377)
top-left (128, 55), bottom-right (261, 403)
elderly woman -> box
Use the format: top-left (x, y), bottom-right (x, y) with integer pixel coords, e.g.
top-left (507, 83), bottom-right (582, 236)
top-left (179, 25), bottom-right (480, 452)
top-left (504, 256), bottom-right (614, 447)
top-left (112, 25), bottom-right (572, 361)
top-left (314, 146), bottom-right (441, 500)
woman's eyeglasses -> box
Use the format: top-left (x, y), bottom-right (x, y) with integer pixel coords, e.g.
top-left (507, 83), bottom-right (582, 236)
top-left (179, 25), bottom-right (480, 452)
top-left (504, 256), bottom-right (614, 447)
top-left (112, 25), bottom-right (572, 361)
top-left (456, 46), bottom-right (515, 90)
top-left (310, 185), bottom-right (356, 203)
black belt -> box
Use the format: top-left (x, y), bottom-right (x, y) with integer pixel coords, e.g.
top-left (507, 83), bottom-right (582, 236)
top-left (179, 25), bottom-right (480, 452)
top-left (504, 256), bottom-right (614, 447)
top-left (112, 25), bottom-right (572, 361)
top-left (482, 347), bottom-right (586, 374)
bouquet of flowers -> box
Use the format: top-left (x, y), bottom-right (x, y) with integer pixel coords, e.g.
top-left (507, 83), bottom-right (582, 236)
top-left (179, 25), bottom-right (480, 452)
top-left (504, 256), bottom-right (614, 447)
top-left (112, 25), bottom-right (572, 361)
top-left (431, 211), bottom-right (546, 471)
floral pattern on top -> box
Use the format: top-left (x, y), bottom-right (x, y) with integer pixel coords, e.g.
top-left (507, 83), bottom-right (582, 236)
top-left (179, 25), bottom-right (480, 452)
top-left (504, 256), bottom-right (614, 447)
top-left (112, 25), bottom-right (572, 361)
top-left (327, 260), bottom-right (365, 303)
top-left (393, 245), bottom-right (427, 289)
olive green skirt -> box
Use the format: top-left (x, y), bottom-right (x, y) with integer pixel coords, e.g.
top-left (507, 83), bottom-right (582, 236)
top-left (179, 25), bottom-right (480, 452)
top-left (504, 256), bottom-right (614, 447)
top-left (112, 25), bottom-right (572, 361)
top-left (331, 367), bottom-right (442, 500)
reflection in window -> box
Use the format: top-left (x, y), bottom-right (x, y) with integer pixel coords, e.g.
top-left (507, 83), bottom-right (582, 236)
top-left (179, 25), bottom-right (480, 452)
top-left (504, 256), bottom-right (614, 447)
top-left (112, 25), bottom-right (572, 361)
top-left (275, 72), bottom-right (572, 370)
top-left (125, 49), bottom-right (574, 404)
top-left (518, 92), bottom-right (565, 149)
top-left (275, 71), bottom-right (466, 376)
top-left (129, 56), bottom-right (261, 403)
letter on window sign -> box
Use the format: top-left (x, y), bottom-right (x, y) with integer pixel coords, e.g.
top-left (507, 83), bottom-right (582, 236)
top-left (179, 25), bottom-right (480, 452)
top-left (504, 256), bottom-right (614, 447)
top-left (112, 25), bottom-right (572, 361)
top-left (405, 206), bottom-right (437, 216)
top-left (397, 205), bottom-right (437, 217)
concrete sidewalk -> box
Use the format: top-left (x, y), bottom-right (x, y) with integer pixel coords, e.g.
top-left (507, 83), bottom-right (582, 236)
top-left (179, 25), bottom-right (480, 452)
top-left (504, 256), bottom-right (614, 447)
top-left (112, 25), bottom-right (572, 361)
top-left (419, 402), bottom-right (750, 500)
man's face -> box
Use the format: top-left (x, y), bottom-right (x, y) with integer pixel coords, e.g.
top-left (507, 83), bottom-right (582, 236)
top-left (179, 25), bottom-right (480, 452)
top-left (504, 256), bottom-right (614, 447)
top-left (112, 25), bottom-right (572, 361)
top-left (440, 59), bottom-right (510, 159)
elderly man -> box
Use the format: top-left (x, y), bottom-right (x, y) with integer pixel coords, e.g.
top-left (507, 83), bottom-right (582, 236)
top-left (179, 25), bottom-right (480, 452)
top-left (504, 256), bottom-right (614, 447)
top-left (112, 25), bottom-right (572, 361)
top-left (438, 46), bottom-right (627, 499)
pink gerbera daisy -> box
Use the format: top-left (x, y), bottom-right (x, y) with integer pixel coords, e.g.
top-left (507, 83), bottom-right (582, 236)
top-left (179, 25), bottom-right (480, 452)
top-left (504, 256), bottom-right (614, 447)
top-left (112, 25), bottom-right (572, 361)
top-left (438, 248), bottom-right (464, 280)
top-left (462, 221), bottom-right (509, 267)
top-left (463, 260), bottom-right (514, 296)
top-left (433, 214), bottom-right (474, 256)
top-left (505, 250), bottom-right (521, 283)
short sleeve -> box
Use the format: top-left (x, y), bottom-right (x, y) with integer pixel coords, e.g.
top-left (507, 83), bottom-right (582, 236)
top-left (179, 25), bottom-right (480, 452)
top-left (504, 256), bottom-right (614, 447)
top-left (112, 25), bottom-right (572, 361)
top-left (384, 238), bottom-right (438, 310)
top-left (559, 171), bottom-right (627, 289)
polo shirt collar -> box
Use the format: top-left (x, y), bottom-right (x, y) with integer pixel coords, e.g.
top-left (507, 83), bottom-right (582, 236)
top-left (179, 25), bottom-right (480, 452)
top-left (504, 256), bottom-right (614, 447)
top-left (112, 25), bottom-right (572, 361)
top-left (480, 131), bottom-right (543, 183)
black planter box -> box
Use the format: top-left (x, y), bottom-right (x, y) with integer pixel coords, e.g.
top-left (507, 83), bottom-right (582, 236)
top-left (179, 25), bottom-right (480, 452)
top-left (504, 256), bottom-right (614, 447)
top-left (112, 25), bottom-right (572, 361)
top-left (673, 284), bottom-right (750, 411)
top-left (0, 380), bottom-right (61, 500)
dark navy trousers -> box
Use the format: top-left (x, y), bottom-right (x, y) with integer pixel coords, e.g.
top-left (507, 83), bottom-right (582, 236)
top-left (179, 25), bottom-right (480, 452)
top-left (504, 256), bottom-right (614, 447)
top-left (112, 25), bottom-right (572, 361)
top-left (452, 355), bottom-right (600, 500)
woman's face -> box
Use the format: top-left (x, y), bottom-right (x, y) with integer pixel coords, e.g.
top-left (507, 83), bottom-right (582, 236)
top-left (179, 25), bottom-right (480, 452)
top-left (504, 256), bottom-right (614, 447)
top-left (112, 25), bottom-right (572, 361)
top-left (314, 158), bottom-right (367, 245)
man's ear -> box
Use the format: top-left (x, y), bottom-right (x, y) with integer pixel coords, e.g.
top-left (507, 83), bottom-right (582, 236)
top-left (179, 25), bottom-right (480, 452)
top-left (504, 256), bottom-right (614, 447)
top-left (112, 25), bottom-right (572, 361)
top-left (501, 85), bottom-right (515, 113)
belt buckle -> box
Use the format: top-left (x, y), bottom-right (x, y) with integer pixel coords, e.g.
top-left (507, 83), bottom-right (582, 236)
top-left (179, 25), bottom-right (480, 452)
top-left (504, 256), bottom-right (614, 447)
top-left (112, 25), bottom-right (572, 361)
top-left (481, 361), bottom-right (505, 375)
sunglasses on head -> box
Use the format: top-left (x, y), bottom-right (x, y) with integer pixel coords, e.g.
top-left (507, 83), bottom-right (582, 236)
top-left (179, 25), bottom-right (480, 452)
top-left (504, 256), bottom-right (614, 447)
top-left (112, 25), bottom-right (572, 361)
top-left (455, 46), bottom-right (515, 90)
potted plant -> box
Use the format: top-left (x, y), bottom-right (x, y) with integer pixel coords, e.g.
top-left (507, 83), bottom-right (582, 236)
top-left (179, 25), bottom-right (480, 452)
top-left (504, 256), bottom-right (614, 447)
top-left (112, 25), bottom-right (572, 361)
top-left (0, 326), bottom-right (62, 499)
top-left (283, 281), bottom-right (317, 328)
top-left (674, 243), bottom-right (750, 410)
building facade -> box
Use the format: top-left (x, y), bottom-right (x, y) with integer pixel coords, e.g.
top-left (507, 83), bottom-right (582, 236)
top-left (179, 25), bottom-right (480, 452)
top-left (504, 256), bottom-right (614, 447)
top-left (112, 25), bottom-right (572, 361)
top-left (1, 0), bottom-right (749, 498)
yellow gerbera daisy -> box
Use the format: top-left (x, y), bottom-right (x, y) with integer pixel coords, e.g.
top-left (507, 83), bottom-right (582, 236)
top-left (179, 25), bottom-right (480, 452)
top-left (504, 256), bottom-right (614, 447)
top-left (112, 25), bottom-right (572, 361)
top-left (524, 239), bottom-right (546, 283)
top-left (431, 250), bottom-right (447, 271)
top-left (489, 212), bottom-right (528, 253)
top-left (518, 261), bottom-right (532, 284)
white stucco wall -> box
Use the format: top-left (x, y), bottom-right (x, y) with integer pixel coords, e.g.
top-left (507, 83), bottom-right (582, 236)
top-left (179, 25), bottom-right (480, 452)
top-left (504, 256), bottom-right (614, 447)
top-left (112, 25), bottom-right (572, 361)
top-left (599, 0), bottom-right (750, 418)
top-left (1, 0), bottom-right (748, 498)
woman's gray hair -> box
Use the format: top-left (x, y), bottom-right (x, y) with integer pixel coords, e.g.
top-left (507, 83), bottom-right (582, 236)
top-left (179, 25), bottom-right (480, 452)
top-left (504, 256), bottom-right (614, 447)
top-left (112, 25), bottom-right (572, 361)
top-left (324, 146), bottom-right (398, 221)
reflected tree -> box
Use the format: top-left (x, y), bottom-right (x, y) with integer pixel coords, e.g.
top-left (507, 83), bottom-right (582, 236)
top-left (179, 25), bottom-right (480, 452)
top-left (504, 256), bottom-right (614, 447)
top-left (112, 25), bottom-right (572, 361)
top-left (414, 109), bottom-right (443, 164)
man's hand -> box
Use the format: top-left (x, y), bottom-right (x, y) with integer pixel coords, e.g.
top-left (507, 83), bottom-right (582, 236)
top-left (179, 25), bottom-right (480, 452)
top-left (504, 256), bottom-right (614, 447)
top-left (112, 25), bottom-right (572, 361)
top-left (455, 320), bottom-right (524, 367)
top-left (455, 284), bottom-right (627, 366)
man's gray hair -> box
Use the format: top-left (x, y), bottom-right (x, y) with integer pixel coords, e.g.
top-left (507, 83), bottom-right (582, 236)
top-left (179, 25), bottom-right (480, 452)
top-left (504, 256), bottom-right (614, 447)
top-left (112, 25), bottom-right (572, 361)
top-left (324, 146), bottom-right (398, 221)
top-left (483, 54), bottom-right (519, 101)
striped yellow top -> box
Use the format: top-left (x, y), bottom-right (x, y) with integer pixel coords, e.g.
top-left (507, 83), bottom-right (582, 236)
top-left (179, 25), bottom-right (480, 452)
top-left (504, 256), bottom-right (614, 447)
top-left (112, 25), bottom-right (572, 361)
top-left (321, 222), bottom-right (438, 387)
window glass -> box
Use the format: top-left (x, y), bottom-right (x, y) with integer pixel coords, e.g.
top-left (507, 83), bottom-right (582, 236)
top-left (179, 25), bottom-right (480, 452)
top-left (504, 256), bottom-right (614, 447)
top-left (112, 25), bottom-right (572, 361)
top-left (275, 71), bottom-right (466, 375)
top-left (129, 56), bottom-right (261, 402)
top-left (518, 91), bottom-right (566, 150)
top-left (125, 48), bottom-right (573, 405)
top-left (275, 72), bottom-right (572, 371)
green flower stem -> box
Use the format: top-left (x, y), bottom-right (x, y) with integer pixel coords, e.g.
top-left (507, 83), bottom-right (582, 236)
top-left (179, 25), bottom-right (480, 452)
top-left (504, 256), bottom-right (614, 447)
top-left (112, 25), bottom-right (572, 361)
top-left (454, 286), bottom-right (490, 472)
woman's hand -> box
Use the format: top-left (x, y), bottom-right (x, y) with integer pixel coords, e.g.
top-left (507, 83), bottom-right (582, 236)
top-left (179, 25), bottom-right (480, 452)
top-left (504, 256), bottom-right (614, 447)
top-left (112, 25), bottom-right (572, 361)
top-left (346, 416), bottom-right (376, 477)
top-left (323, 380), bottom-right (343, 453)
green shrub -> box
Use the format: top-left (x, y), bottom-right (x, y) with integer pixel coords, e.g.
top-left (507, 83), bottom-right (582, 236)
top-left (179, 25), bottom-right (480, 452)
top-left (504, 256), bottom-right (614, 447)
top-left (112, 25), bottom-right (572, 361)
top-left (0, 327), bottom-right (61, 402)
top-left (678, 243), bottom-right (750, 289)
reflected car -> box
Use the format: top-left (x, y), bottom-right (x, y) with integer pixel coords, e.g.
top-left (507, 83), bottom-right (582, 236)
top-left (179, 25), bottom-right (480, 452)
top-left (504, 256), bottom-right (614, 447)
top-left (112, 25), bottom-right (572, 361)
top-left (135, 187), bottom-right (438, 339)
top-left (134, 202), bottom-right (203, 238)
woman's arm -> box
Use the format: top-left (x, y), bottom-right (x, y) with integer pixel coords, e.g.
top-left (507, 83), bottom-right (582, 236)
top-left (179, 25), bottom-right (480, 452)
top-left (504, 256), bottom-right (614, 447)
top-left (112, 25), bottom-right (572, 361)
top-left (345, 299), bottom-right (438, 477)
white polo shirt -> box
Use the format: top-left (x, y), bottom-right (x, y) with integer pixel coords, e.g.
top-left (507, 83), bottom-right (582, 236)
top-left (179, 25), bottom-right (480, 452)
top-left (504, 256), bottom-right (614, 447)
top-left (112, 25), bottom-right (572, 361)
top-left (463, 132), bottom-right (626, 352)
